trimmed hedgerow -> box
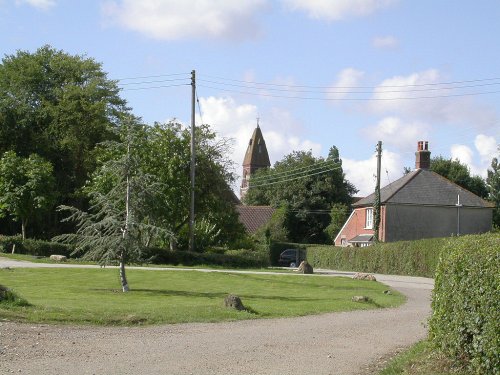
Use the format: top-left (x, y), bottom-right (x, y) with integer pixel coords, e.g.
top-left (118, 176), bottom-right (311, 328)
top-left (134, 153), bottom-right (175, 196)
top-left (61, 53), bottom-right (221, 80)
top-left (429, 233), bottom-right (500, 375)
top-left (141, 247), bottom-right (269, 268)
top-left (0, 235), bottom-right (73, 257)
top-left (306, 236), bottom-right (447, 277)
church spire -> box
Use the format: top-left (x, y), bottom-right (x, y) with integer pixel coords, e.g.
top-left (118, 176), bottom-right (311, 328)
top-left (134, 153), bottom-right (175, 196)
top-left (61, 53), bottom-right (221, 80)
top-left (240, 121), bottom-right (271, 200)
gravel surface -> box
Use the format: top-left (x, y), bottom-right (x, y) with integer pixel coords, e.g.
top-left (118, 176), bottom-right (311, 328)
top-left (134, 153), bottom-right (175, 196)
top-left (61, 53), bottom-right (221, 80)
top-left (0, 258), bottom-right (433, 375)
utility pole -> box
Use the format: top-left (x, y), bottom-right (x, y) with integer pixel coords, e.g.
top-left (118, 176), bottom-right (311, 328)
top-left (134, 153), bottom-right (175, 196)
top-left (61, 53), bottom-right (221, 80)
top-left (189, 70), bottom-right (196, 252)
top-left (456, 194), bottom-right (462, 236)
top-left (373, 141), bottom-right (382, 243)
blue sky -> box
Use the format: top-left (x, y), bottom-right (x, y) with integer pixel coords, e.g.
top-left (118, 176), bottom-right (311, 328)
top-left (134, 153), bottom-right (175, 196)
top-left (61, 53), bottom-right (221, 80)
top-left (1, 0), bottom-right (499, 196)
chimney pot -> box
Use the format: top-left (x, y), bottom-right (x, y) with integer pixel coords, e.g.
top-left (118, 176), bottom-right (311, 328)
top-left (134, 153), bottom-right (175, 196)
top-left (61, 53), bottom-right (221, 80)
top-left (415, 141), bottom-right (431, 170)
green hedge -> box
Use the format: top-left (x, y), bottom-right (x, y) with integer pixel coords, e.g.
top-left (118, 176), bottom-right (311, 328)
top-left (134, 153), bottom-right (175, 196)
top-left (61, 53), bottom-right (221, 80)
top-left (142, 247), bottom-right (270, 268)
top-left (306, 237), bottom-right (449, 277)
top-left (0, 235), bottom-right (73, 257)
top-left (429, 233), bottom-right (500, 374)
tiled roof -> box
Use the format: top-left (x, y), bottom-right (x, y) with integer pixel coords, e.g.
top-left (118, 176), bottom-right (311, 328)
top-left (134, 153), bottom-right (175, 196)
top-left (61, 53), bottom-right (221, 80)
top-left (235, 205), bottom-right (275, 234)
top-left (354, 169), bottom-right (493, 208)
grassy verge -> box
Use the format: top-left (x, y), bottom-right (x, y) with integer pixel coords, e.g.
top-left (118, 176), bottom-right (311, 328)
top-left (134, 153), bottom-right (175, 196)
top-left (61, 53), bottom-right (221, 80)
top-left (379, 341), bottom-right (472, 375)
top-left (0, 267), bottom-right (404, 325)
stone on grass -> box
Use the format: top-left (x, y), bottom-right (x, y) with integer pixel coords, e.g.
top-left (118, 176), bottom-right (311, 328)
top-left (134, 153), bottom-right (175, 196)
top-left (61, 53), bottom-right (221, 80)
top-left (352, 295), bottom-right (371, 302)
top-left (297, 261), bottom-right (313, 274)
top-left (49, 255), bottom-right (67, 262)
top-left (224, 294), bottom-right (245, 311)
top-left (353, 272), bottom-right (376, 281)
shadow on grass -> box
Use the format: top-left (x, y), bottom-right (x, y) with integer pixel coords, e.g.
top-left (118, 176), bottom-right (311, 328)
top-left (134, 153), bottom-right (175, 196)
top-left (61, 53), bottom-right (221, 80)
top-left (90, 288), bottom-right (324, 303)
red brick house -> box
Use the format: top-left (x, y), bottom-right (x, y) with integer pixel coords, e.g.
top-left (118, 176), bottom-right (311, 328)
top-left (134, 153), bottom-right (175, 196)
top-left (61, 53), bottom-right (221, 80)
top-left (335, 141), bottom-right (494, 246)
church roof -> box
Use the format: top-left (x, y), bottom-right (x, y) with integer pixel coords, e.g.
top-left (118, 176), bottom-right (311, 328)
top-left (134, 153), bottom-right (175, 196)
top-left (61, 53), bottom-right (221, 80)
top-left (242, 125), bottom-right (271, 168)
top-left (235, 205), bottom-right (275, 234)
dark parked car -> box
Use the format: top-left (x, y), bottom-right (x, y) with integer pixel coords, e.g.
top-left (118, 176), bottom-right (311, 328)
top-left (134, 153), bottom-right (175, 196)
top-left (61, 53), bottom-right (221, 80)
top-left (278, 248), bottom-right (305, 267)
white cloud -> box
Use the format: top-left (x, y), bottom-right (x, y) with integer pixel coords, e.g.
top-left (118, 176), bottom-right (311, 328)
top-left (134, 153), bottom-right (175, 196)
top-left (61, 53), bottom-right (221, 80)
top-left (16, 0), bottom-right (55, 10)
top-left (343, 149), bottom-right (403, 196)
top-left (372, 35), bottom-right (398, 49)
top-left (102, 0), bottom-right (267, 41)
top-left (328, 68), bottom-right (364, 100)
top-left (450, 134), bottom-right (498, 177)
top-left (360, 117), bottom-right (429, 152)
top-left (282, 0), bottom-right (396, 21)
top-left (370, 69), bottom-right (498, 129)
top-left (198, 96), bottom-right (321, 194)
top-left (474, 134), bottom-right (498, 164)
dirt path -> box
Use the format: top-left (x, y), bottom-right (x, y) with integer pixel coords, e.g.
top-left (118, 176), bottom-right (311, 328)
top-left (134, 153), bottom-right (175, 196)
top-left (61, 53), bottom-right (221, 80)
top-left (0, 258), bottom-right (433, 375)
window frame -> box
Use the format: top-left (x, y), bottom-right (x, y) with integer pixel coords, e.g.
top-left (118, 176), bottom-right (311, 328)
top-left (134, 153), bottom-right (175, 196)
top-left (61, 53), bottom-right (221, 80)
top-left (365, 208), bottom-right (373, 229)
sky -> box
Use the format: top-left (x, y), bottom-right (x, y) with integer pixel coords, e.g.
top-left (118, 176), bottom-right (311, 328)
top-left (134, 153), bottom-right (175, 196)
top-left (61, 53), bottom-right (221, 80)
top-left (1, 0), bottom-right (499, 197)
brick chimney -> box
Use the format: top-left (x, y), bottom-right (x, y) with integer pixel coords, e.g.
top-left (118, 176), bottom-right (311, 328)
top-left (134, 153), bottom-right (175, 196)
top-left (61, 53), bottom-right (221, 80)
top-left (415, 141), bottom-right (431, 170)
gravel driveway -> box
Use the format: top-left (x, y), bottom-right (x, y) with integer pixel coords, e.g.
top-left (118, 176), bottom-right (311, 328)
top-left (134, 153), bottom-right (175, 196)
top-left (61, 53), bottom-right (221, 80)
top-left (0, 258), bottom-right (433, 375)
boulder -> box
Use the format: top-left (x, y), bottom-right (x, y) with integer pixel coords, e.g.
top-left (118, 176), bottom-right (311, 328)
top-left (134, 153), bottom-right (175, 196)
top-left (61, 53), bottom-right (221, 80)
top-left (353, 272), bottom-right (376, 281)
top-left (352, 295), bottom-right (371, 302)
top-left (49, 254), bottom-right (67, 262)
top-left (224, 294), bottom-right (245, 311)
top-left (297, 261), bottom-right (313, 274)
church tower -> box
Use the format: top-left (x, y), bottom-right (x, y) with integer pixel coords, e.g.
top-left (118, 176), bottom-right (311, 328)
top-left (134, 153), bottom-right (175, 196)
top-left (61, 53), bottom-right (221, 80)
top-left (240, 120), bottom-right (271, 200)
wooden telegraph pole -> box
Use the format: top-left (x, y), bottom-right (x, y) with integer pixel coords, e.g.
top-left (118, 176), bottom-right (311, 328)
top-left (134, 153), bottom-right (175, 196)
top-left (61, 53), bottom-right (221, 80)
top-left (373, 141), bottom-right (382, 242)
top-left (189, 70), bottom-right (196, 252)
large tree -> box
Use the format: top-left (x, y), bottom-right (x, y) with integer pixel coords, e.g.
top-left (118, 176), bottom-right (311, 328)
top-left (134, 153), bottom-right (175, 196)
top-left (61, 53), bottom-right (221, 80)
top-left (0, 46), bottom-right (128, 235)
top-left (430, 156), bottom-right (488, 198)
top-left (244, 147), bottom-right (357, 243)
top-left (87, 120), bottom-right (245, 251)
top-left (0, 151), bottom-right (55, 239)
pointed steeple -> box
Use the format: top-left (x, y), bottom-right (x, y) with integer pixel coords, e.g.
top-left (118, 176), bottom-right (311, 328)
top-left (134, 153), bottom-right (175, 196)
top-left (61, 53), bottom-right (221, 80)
top-left (240, 120), bottom-right (271, 199)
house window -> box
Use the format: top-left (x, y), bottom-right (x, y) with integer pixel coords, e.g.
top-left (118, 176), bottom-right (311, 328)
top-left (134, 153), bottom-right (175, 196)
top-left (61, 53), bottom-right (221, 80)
top-left (365, 208), bottom-right (373, 229)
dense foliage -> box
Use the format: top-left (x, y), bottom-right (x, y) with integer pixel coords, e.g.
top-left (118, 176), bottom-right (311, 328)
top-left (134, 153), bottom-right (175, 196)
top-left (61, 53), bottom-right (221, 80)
top-left (486, 149), bottom-right (500, 227)
top-left (0, 46), bottom-right (127, 236)
top-left (306, 237), bottom-right (448, 277)
top-left (0, 235), bottom-right (72, 257)
top-left (430, 156), bottom-right (488, 198)
top-left (429, 233), bottom-right (499, 374)
top-left (244, 147), bottom-right (357, 243)
top-left (0, 151), bottom-right (55, 239)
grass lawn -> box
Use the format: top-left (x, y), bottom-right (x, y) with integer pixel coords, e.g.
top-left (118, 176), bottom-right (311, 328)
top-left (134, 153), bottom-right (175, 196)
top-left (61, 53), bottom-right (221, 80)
top-left (379, 340), bottom-right (472, 375)
top-left (0, 267), bottom-right (404, 325)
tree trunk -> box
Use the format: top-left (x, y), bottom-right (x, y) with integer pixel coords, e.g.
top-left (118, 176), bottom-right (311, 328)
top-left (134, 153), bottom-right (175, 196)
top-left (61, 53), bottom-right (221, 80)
top-left (21, 218), bottom-right (27, 240)
top-left (169, 237), bottom-right (177, 251)
top-left (119, 252), bottom-right (129, 292)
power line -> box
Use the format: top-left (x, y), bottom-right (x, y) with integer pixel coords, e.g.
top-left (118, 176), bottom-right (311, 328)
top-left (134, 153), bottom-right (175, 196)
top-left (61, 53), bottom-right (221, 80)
top-left (199, 73), bottom-right (500, 89)
top-left (248, 165), bottom-right (343, 188)
top-left (249, 158), bottom-right (337, 182)
top-left (197, 84), bottom-right (500, 101)
top-left (249, 160), bottom-right (339, 184)
top-left (115, 72), bottom-right (190, 81)
top-left (118, 77), bottom-right (189, 86)
top-left (195, 87), bottom-right (204, 125)
top-left (198, 78), bottom-right (500, 94)
top-left (120, 83), bottom-right (190, 91)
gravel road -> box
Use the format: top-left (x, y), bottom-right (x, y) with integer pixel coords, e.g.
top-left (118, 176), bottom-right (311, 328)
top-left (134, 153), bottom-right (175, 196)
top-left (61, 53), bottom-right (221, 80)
top-left (0, 258), bottom-right (433, 375)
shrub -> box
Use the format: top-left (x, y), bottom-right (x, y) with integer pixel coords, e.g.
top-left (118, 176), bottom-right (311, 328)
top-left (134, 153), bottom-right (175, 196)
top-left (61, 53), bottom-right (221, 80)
top-left (307, 236), bottom-right (447, 277)
top-left (429, 233), bottom-right (500, 374)
top-left (0, 235), bottom-right (73, 257)
top-left (0, 285), bottom-right (30, 307)
top-left (141, 247), bottom-right (269, 268)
